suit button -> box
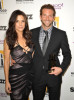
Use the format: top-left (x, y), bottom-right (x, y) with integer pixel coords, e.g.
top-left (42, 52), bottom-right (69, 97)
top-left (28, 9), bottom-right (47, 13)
top-left (43, 66), bottom-right (44, 69)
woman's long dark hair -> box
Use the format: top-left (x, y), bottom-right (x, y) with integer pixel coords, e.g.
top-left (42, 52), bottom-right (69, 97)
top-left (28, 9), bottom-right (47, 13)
top-left (6, 10), bottom-right (33, 50)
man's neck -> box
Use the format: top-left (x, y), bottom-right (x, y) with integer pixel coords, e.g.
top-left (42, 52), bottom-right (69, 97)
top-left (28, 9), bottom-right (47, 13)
top-left (41, 25), bottom-right (53, 31)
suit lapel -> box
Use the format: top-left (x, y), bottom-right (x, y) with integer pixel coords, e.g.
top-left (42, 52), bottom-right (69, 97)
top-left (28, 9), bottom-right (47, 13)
top-left (35, 27), bottom-right (43, 56)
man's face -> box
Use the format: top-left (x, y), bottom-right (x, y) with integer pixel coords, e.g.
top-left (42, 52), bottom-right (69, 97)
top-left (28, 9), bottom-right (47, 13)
top-left (40, 8), bottom-right (55, 30)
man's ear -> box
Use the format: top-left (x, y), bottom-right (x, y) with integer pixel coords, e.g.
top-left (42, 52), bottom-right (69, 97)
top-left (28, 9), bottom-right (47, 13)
top-left (53, 16), bottom-right (55, 21)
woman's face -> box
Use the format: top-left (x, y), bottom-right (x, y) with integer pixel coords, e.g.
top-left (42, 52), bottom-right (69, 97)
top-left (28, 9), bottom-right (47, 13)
top-left (15, 15), bottom-right (25, 33)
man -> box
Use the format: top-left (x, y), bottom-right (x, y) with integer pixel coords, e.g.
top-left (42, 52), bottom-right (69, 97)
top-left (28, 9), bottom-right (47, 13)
top-left (31, 4), bottom-right (71, 100)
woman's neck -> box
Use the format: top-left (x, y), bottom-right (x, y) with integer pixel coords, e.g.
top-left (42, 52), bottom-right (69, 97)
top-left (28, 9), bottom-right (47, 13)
top-left (17, 32), bottom-right (23, 39)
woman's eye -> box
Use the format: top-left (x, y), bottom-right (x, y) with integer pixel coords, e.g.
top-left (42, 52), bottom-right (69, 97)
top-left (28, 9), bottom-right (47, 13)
top-left (22, 20), bottom-right (25, 22)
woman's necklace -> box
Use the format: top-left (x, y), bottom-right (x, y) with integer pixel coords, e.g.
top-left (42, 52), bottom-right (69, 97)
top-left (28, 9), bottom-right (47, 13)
top-left (17, 38), bottom-right (30, 54)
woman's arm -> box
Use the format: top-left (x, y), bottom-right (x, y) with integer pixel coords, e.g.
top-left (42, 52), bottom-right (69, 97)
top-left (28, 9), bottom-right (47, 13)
top-left (4, 39), bottom-right (12, 93)
top-left (32, 51), bottom-right (34, 58)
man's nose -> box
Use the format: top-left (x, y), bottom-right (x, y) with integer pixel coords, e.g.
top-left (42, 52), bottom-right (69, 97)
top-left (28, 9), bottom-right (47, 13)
top-left (46, 16), bottom-right (49, 20)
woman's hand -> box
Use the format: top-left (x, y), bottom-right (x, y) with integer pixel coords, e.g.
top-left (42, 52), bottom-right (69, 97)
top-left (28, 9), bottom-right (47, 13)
top-left (5, 81), bottom-right (12, 94)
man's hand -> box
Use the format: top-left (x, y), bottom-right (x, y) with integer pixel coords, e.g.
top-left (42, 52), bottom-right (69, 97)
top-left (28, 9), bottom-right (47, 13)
top-left (49, 67), bottom-right (62, 76)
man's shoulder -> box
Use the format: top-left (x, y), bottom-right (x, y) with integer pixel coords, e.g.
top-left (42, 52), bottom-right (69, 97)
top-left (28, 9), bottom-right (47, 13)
top-left (53, 27), bottom-right (66, 33)
top-left (53, 27), bottom-right (67, 39)
top-left (30, 27), bottom-right (41, 32)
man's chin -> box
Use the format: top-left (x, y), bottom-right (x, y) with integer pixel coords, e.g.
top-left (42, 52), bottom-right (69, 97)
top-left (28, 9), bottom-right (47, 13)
top-left (44, 24), bottom-right (52, 28)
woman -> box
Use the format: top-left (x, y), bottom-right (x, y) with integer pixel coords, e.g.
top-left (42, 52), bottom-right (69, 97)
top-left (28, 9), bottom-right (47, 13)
top-left (4, 10), bottom-right (34, 100)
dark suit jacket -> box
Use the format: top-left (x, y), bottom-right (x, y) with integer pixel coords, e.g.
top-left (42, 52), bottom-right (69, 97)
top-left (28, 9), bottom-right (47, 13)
top-left (31, 26), bottom-right (71, 85)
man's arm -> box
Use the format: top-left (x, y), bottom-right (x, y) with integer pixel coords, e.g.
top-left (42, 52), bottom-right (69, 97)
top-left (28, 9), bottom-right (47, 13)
top-left (49, 31), bottom-right (71, 75)
top-left (60, 31), bottom-right (71, 74)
